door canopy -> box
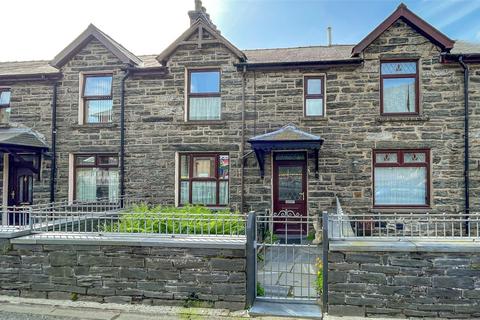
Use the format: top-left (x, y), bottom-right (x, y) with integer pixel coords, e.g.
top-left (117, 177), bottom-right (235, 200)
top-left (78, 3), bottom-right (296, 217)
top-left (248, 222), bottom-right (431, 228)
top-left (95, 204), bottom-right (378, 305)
top-left (248, 124), bottom-right (324, 178)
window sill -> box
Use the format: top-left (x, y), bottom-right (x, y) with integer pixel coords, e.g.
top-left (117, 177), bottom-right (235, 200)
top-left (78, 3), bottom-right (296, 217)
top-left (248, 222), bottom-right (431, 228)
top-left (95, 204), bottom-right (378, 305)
top-left (375, 115), bottom-right (429, 123)
top-left (0, 123), bottom-right (11, 129)
top-left (179, 120), bottom-right (227, 126)
top-left (300, 116), bottom-right (327, 121)
top-left (73, 123), bottom-right (118, 129)
top-left (370, 207), bottom-right (432, 214)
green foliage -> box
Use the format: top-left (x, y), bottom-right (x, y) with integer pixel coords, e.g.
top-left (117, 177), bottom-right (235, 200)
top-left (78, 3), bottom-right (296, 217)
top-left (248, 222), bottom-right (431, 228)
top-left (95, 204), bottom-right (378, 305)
top-left (316, 258), bottom-right (323, 294)
top-left (256, 282), bottom-right (265, 297)
top-left (306, 232), bottom-right (316, 242)
top-left (263, 230), bottom-right (279, 243)
top-left (101, 204), bottom-right (244, 236)
top-left (70, 292), bottom-right (78, 301)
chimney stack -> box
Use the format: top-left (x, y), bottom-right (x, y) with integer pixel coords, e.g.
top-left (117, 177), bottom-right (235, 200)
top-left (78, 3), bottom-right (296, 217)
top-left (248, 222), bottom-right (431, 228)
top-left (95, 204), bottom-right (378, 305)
top-left (188, 0), bottom-right (218, 30)
top-left (327, 26), bottom-right (332, 46)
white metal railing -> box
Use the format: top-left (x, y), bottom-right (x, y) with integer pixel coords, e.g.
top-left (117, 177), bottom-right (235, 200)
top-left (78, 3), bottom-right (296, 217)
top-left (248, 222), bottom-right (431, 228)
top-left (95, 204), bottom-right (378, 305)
top-left (328, 212), bottom-right (480, 240)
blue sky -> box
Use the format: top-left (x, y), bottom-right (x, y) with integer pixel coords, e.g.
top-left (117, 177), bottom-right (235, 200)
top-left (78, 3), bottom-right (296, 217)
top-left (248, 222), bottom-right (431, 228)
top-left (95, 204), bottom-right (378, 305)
top-left (0, 0), bottom-right (479, 61)
top-left (207, 0), bottom-right (480, 49)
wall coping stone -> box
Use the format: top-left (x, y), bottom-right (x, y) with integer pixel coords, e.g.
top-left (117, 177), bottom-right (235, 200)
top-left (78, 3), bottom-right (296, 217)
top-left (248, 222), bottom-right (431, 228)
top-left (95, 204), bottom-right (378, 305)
top-left (0, 226), bottom-right (31, 239)
top-left (330, 239), bottom-right (480, 253)
top-left (11, 233), bottom-right (246, 249)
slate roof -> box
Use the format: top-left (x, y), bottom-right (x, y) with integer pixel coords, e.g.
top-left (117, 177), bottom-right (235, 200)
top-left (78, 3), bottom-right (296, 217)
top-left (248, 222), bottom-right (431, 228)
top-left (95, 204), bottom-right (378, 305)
top-left (243, 45), bottom-right (355, 64)
top-left (450, 41), bottom-right (480, 55)
top-left (249, 124), bottom-right (322, 142)
top-left (0, 127), bottom-right (49, 150)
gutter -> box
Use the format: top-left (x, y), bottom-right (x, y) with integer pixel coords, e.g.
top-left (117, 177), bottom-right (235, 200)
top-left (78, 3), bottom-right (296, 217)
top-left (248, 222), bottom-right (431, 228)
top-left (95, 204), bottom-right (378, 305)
top-left (0, 73), bottom-right (62, 83)
top-left (458, 56), bottom-right (470, 230)
top-left (120, 69), bottom-right (131, 207)
top-left (49, 81), bottom-right (58, 202)
top-left (123, 66), bottom-right (168, 78)
top-left (235, 58), bottom-right (363, 71)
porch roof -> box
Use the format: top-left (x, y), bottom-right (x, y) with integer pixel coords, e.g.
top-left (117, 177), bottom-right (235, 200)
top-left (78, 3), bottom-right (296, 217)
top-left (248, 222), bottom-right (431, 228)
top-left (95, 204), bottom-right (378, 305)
top-left (0, 127), bottom-right (49, 153)
top-left (247, 124), bottom-right (324, 178)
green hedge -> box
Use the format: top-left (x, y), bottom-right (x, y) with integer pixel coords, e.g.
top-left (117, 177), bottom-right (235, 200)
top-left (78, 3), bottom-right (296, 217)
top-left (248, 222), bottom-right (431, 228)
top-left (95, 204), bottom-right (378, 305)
top-left (101, 204), bottom-right (245, 235)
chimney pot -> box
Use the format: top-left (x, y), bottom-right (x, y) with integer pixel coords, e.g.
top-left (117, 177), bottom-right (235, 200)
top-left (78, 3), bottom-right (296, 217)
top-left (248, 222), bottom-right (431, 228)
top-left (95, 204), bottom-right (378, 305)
top-left (327, 26), bottom-right (332, 46)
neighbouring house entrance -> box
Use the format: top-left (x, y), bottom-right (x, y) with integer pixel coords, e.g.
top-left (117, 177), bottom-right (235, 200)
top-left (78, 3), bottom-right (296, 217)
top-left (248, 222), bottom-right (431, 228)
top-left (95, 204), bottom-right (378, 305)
top-left (272, 152), bottom-right (307, 235)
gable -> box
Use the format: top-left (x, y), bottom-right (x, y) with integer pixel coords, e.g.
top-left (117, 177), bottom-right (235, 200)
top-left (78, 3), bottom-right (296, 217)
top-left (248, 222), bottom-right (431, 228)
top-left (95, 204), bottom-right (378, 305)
top-left (50, 24), bottom-right (142, 68)
top-left (156, 20), bottom-right (246, 66)
top-left (352, 3), bottom-right (454, 56)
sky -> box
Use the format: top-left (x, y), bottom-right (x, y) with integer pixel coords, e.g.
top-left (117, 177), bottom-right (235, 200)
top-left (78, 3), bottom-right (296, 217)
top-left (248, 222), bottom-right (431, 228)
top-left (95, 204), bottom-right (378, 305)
top-left (1, 0), bottom-right (480, 62)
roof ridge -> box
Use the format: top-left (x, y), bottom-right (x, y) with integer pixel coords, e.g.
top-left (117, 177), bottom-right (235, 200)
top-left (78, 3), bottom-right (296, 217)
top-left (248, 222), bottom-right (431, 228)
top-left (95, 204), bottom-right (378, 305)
top-left (0, 59), bottom-right (51, 64)
top-left (243, 44), bottom-right (355, 51)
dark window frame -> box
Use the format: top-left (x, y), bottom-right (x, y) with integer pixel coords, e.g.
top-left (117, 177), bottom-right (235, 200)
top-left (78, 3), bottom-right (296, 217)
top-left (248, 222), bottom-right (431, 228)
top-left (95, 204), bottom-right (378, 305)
top-left (304, 75), bottom-right (325, 117)
top-left (186, 68), bottom-right (221, 121)
top-left (178, 152), bottom-right (229, 206)
top-left (372, 149), bottom-right (430, 208)
top-left (0, 88), bottom-right (11, 108)
top-left (82, 73), bottom-right (114, 124)
top-left (73, 153), bottom-right (118, 201)
top-left (380, 59), bottom-right (419, 116)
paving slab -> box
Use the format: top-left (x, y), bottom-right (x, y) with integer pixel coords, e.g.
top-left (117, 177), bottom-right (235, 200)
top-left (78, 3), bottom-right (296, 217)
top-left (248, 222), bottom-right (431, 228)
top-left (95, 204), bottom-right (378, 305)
top-left (250, 300), bottom-right (322, 319)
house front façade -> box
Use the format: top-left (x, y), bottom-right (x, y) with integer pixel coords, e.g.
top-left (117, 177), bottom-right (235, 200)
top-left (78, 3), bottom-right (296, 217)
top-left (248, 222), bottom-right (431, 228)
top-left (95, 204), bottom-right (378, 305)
top-left (0, 1), bottom-right (480, 223)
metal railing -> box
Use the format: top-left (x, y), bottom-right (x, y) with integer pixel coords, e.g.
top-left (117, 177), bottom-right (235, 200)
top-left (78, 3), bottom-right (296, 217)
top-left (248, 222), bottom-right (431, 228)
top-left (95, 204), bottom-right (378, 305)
top-left (328, 212), bottom-right (480, 240)
top-left (255, 209), bottom-right (322, 301)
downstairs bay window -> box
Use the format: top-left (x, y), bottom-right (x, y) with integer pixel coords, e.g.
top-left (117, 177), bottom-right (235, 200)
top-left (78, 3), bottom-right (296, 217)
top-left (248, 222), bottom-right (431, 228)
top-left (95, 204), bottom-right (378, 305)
top-left (373, 149), bottom-right (430, 207)
top-left (178, 153), bottom-right (229, 206)
top-left (74, 154), bottom-right (119, 201)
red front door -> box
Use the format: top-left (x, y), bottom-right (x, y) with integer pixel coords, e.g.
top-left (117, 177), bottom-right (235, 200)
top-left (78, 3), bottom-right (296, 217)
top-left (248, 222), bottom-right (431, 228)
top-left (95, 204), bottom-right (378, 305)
top-left (272, 152), bottom-right (307, 234)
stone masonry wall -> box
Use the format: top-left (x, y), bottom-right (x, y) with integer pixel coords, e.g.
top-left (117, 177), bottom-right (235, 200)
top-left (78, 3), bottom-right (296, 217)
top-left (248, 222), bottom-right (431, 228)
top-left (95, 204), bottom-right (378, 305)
top-left (328, 249), bottom-right (480, 318)
top-left (0, 242), bottom-right (246, 310)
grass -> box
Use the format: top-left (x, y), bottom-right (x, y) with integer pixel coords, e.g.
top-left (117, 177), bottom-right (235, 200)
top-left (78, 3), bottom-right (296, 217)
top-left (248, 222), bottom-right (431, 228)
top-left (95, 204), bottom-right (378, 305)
top-left (101, 204), bottom-right (245, 236)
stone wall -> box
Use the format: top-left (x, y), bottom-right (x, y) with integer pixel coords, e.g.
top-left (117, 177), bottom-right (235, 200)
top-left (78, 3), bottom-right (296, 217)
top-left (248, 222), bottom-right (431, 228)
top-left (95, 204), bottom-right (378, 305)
top-left (0, 241), bottom-right (246, 310)
top-left (328, 247), bottom-right (480, 318)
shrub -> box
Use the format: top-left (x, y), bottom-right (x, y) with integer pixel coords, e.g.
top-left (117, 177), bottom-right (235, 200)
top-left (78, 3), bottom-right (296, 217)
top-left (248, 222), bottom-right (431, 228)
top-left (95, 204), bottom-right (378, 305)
top-left (316, 257), bottom-right (323, 294)
top-left (101, 204), bottom-right (245, 236)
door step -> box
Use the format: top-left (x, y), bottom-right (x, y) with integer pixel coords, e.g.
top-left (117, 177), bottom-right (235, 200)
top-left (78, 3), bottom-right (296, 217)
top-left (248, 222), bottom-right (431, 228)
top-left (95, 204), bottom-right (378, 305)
top-left (249, 300), bottom-right (322, 319)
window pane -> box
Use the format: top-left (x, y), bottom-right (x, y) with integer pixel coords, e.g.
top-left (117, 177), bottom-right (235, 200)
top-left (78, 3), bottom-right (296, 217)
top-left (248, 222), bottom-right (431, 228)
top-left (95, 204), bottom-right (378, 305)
top-left (86, 99), bottom-right (113, 123)
top-left (189, 97), bottom-right (221, 120)
top-left (278, 166), bottom-right (303, 201)
top-left (383, 78), bottom-right (415, 113)
top-left (305, 98), bottom-right (324, 116)
top-left (76, 155), bottom-right (96, 166)
top-left (180, 181), bottom-right (189, 204)
top-left (76, 167), bottom-right (118, 202)
top-left (219, 155), bottom-right (229, 179)
top-left (190, 71), bottom-right (220, 93)
top-left (180, 155), bottom-right (189, 179)
top-left (98, 155), bottom-right (118, 166)
top-left (192, 181), bottom-right (216, 205)
top-left (375, 167), bottom-right (426, 205)
top-left (381, 62), bottom-right (417, 75)
top-left (84, 76), bottom-right (113, 96)
top-left (219, 181), bottom-right (229, 205)
top-left (0, 90), bottom-right (11, 105)
top-left (307, 78), bottom-right (322, 95)
top-left (375, 153), bottom-right (398, 164)
top-left (0, 107), bottom-right (11, 124)
top-left (193, 157), bottom-right (215, 178)
top-left (404, 152), bottom-right (426, 163)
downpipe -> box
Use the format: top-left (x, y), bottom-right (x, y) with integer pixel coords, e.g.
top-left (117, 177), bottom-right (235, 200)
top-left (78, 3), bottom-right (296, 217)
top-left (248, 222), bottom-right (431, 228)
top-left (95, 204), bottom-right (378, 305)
top-left (49, 81), bottom-right (58, 202)
top-left (459, 56), bottom-right (470, 232)
top-left (120, 69), bottom-right (131, 208)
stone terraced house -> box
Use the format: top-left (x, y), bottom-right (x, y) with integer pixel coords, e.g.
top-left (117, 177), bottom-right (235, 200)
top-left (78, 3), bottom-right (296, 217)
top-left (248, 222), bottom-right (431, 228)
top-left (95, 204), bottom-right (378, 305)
top-left (1, 1), bottom-right (480, 223)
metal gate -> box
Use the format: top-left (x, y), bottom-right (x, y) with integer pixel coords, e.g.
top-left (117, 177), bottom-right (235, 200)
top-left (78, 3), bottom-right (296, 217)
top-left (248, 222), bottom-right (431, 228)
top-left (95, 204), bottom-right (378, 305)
top-left (254, 209), bottom-right (322, 302)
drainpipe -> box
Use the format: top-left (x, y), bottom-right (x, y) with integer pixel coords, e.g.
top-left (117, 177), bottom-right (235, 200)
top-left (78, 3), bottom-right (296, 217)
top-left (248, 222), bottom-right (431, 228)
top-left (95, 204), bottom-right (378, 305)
top-left (459, 56), bottom-right (470, 230)
top-left (120, 69), bottom-right (131, 207)
top-left (49, 82), bottom-right (58, 202)
top-left (240, 66), bottom-right (246, 213)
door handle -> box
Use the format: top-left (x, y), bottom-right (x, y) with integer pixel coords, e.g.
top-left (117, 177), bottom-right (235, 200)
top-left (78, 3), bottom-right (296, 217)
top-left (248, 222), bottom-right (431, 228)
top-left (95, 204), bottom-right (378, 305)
top-left (299, 192), bottom-right (304, 200)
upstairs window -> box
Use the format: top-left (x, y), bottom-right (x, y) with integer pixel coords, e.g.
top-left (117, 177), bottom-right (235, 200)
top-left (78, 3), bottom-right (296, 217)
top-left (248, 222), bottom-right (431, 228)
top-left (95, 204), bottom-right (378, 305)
top-left (373, 149), bottom-right (430, 207)
top-left (0, 88), bottom-right (11, 123)
top-left (381, 60), bottom-right (418, 115)
top-left (82, 74), bottom-right (113, 123)
top-left (74, 154), bottom-right (119, 202)
top-left (187, 69), bottom-right (221, 121)
top-left (178, 153), bottom-right (229, 206)
top-left (304, 76), bottom-right (325, 116)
